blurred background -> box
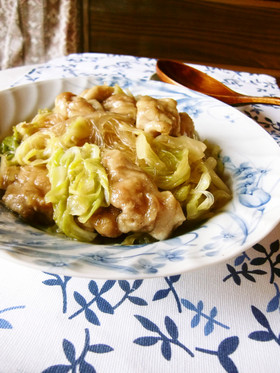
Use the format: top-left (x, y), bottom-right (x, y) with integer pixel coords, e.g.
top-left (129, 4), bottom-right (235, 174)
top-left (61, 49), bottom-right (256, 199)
top-left (0, 0), bottom-right (84, 69)
top-left (0, 0), bottom-right (279, 78)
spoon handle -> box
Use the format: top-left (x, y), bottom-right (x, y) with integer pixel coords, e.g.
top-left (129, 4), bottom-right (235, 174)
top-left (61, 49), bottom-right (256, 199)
top-left (210, 94), bottom-right (280, 106)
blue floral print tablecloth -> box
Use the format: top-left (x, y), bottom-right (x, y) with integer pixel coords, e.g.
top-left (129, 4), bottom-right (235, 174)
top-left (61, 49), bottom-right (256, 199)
top-left (0, 53), bottom-right (280, 373)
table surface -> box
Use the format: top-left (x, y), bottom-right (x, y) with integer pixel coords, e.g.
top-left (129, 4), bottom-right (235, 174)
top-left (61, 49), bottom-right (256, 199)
top-left (0, 53), bottom-right (280, 373)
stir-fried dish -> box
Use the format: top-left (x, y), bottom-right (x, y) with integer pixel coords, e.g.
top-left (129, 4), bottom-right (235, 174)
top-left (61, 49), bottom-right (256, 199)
top-left (0, 84), bottom-right (231, 244)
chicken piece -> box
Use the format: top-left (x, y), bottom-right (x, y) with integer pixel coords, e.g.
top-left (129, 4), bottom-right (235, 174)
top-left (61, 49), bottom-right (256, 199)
top-left (102, 149), bottom-right (185, 240)
top-left (179, 112), bottom-right (195, 138)
top-left (147, 191), bottom-right (185, 240)
top-left (54, 92), bottom-right (96, 118)
top-left (80, 85), bottom-right (114, 102)
top-left (136, 95), bottom-right (180, 136)
top-left (103, 93), bottom-right (137, 119)
top-left (2, 165), bottom-right (53, 225)
top-left (81, 206), bottom-right (122, 238)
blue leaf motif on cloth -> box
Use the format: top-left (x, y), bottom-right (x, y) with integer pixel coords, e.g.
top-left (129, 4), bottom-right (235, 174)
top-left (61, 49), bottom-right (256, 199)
top-left (96, 296), bottom-right (114, 314)
top-left (165, 316), bottom-right (179, 340)
top-left (153, 289), bottom-right (171, 301)
top-left (42, 328), bottom-right (113, 373)
top-left (252, 241), bottom-right (280, 284)
top-left (223, 263), bottom-right (266, 285)
top-left (224, 240), bottom-right (280, 285)
top-left (63, 339), bottom-right (76, 365)
top-left (134, 336), bottom-right (161, 346)
top-left (114, 280), bottom-right (148, 308)
top-left (99, 280), bottom-right (116, 295)
top-left (153, 276), bottom-right (182, 313)
top-left (69, 280), bottom-right (116, 325)
top-left (267, 283), bottom-right (280, 313)
top-left (43, 273), bottom-right (71, 313)
top-left (248, 305), bottom-right (280, 345)
top-left (234, 252), bottom-right (250, 266)
top-left (181, 299), bottom-right (229, 335)
top-left (68, 280), bottom-right (147, 325)
top-left (0, 319), bottom-right (12, 329)
top-left (134, 315), bottom-right (194, 360)
top-left (196, 336), bottom-right (239, 373)
top-left (127, 295), bottom-right (147, 306)
top-left (0, 305), bottom-right (25, 329)
top-left (42, 274), bottom-right (147, 325)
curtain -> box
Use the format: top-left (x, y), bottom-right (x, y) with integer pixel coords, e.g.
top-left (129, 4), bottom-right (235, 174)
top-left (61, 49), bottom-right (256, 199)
top-left (0, 0), bottom-right (83, 69)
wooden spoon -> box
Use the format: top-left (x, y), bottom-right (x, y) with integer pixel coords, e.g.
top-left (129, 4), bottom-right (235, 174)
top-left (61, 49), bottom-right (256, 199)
top-left (156, 59), bottom-right (280, 106)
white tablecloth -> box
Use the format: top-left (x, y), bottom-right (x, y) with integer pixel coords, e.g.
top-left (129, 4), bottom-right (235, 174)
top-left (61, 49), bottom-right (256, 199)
top-left (0, 53), bottom-right (280, 373)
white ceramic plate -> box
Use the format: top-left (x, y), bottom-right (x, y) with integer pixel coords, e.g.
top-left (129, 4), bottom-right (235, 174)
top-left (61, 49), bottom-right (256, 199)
top-left (0, 76), bottom-right (280, 279)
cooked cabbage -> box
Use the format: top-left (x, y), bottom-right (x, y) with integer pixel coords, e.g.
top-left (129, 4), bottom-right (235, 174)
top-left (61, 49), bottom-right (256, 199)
top-left (0, 84), bottom-right (232, 243)
top-left (0, 127), bottom-right (21, 160)
top-left (136, 133), bottom-right (206, 189)
top-left (45, 142), bottom-right (110, 241)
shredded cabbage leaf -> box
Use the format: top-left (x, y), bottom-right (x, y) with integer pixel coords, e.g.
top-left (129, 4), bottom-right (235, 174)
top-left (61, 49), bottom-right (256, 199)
top-left (136, 132), bottom-right (230, 222)
top-left (0, 127), bottom-right (21, 160)
top-left (45, 142), bottom-right (110, 241)
top-left (136, 133), bottom-right (207, 189)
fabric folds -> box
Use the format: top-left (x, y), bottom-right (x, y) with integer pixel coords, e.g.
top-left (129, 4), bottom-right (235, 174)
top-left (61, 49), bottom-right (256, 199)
top-left (0, 0), bottom-right (82, 69)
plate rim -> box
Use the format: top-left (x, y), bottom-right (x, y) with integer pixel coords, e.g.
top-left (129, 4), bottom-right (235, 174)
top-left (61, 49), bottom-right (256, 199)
top-left (0, 75), bottom-right (280, 279)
